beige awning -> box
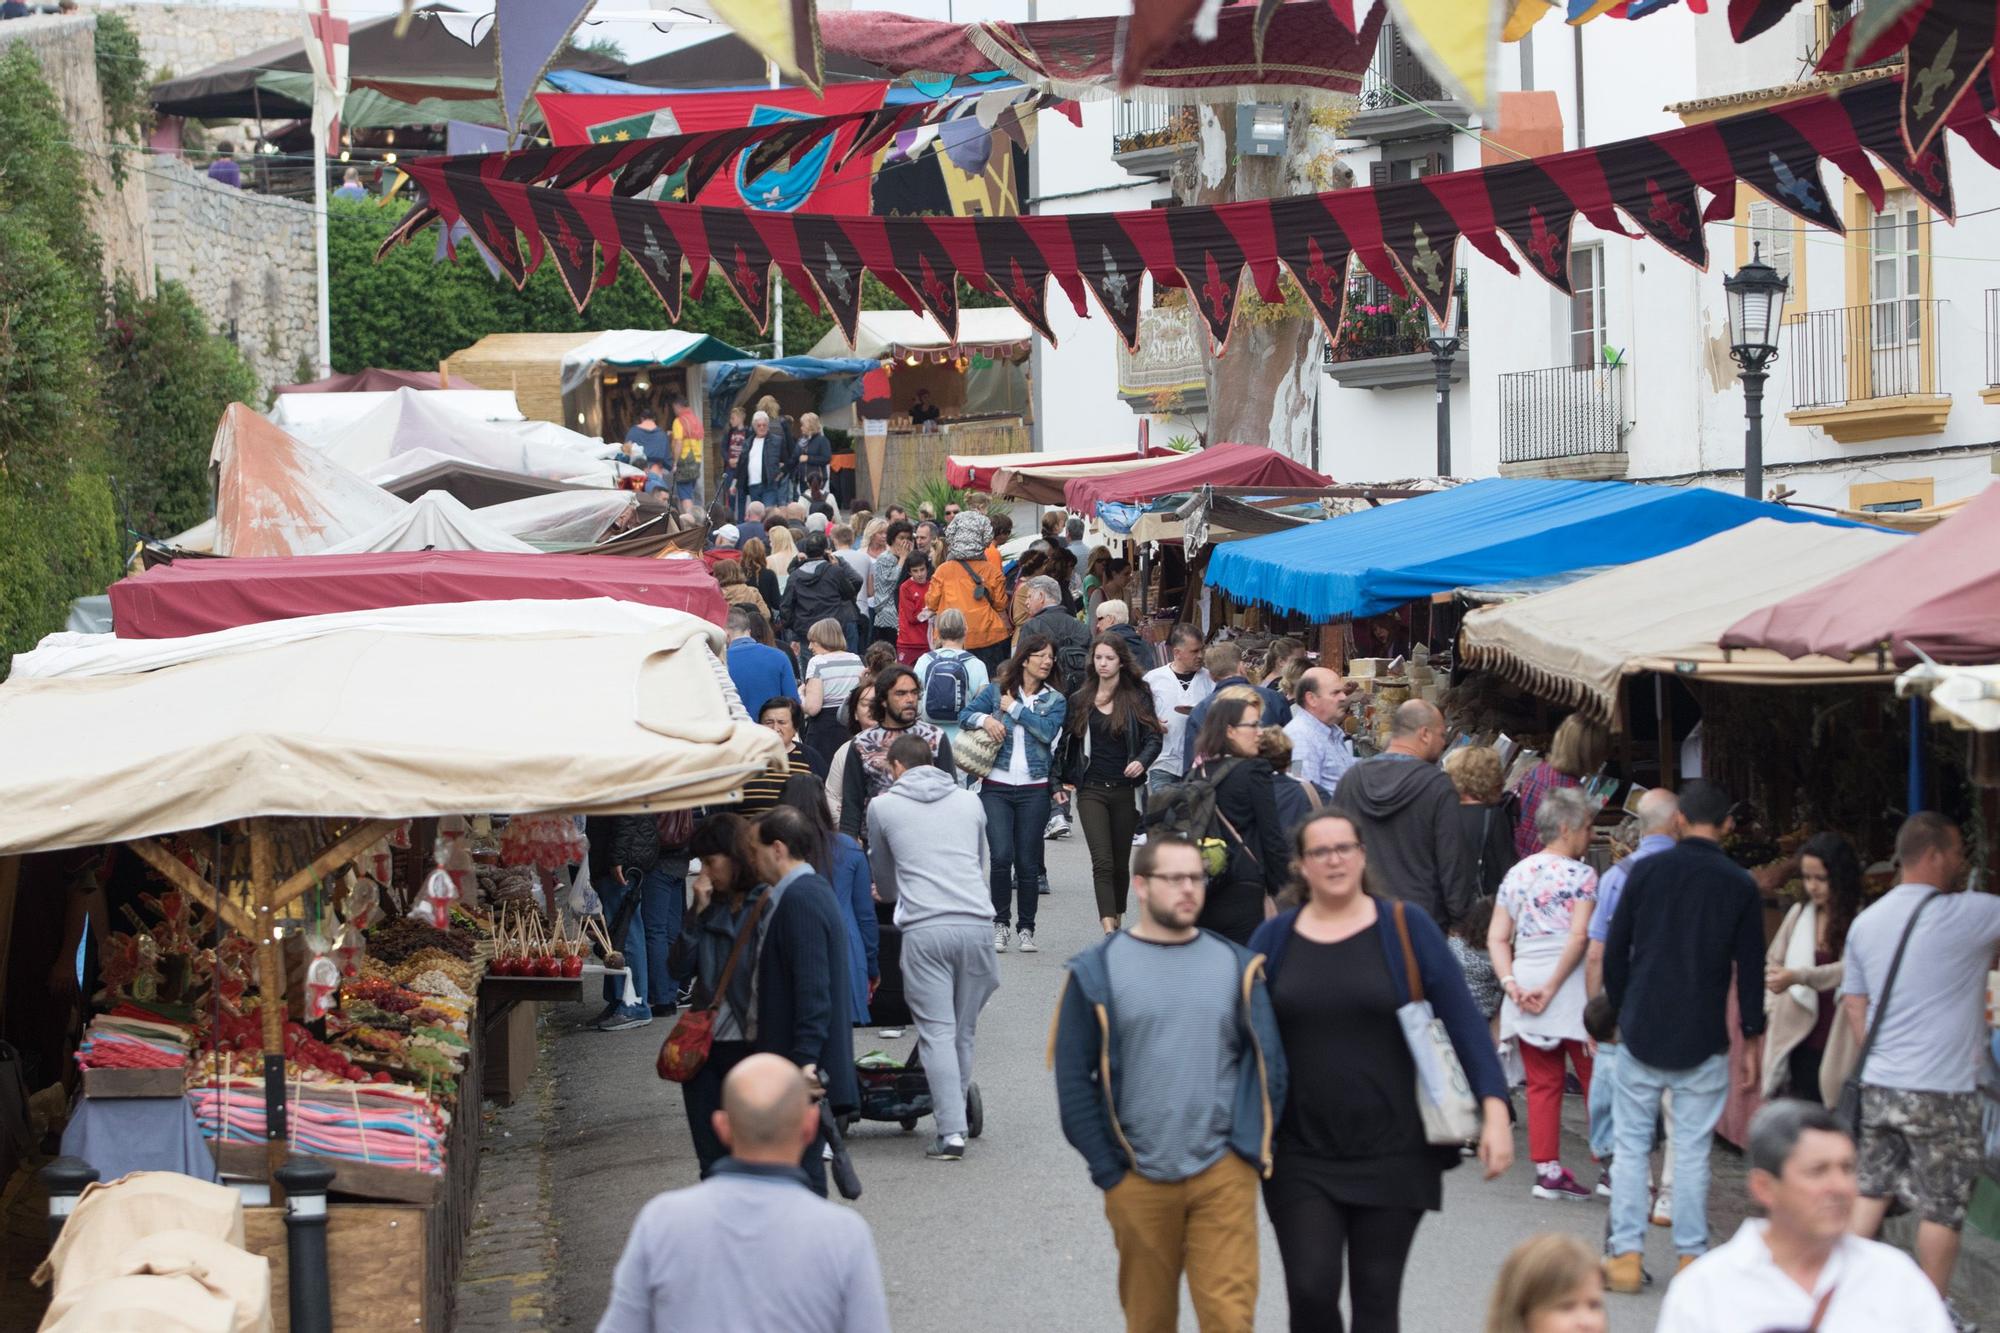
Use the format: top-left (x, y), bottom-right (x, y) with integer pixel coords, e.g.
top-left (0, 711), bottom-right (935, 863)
top-left (1898, 662), bottom-right (2000, 732)
top-left (0, 606), bottom-right (784, 855)
top-left (990, 453), bottom-right (1184, 505)
top-left (1460, 518), bottom-right (1906, 727)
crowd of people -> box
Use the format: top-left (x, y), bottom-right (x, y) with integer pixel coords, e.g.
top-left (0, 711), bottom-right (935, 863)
top-left (581, 494), bottom-right (1988, 1332)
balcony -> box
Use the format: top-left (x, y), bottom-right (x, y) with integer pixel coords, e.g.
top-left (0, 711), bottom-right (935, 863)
top-left (1322, 279), bottom-right (1469, 390)
top-left (1116, 304), bottom-right (1208, 412)
top-left (1808, 0), bottom-right (1903, 71)
top-left (1983, 289), bottom-right (2000, 406)
top-left (1350, 21), bottom-right (1470, 142)
top-left (1784, 300), bottom-right (1950, 443)
top-left (1497, 363), bottom-right (1630, 479)
top-left (1112, 102), bottom-right (1198, 180)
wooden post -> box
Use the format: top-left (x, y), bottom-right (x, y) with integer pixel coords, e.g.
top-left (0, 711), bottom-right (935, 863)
top-left (250, 818), bottom-right (289, 1195)
top-left (1657, 676), bottom-right (1677, 789)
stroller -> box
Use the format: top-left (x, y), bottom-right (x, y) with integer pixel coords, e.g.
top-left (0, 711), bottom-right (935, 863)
top-left (844, 902), bottom-right (984, 1138)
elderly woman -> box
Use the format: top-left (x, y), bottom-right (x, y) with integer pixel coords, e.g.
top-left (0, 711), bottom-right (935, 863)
top-left (1445, 745), bottom-right (1519, 901)
top-left (1489, 786), bottom-right (1599, 1203)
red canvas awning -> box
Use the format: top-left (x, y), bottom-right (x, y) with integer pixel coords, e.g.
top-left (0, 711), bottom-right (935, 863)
top-left (1063, 443), bottom-right (1332, 512)
top-left (945, 445), bottom-right (1177, 492)
top-left (110, 551), bottom-right (726, 639)
top-left (1720, 484), bottom-right (2000, 665)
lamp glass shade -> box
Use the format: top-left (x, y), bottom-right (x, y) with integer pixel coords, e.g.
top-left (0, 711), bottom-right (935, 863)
top-left (1724, 248), bottom-right (1788, 353)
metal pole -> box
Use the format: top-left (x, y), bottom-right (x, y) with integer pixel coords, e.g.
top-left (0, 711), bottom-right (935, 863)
top-left (767, 60), bottom-right (784, 360)
top-left (1428, 339), bottom-right (1458, 477)
top-left (1740, 364), bottom-right (1766, 500)
top-left (274, 1158), bottom-right (336, 1333)
top-left (39, 1157), bottom-right (98, 1242)
top-left (312, 113), bottom-right (332, 377)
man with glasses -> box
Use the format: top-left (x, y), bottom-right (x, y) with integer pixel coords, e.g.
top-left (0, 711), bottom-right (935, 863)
top-left (1282, 667), bottom-right (1354, 797)
top-left (943, 502), bottom-right (961, 523)
top-left (1051, 834), bottom-right (1287, 1332)
top-left (1656, 1099), bottom-right (1951, 1332)
top-left (1093, 598), bottom-right (1151, 666)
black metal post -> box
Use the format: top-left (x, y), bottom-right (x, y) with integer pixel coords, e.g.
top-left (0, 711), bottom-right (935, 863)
top-left (274, 1157), bottom-right (336, 1333)
top-left (1427, 336), bottom-right (1460, 477)
top-left (1740, 363), bottom-right (1767, 500)
top-left (39, 1156), bottom-right (98, 1242)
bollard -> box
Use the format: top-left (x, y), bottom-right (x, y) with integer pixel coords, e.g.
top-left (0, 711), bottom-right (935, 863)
top-left (273, 1157), bottom-right (336, 1333)
top-left (38, 1156), bottom-right (98, 1243)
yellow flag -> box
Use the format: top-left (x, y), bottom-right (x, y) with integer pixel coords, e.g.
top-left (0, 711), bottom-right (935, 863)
top-left (709, 0), bottom-right (824, 95)
top-left (1503, 0), bottom-right (1555, 42)
top-left (1387, 0), bottom-right (1515, 115)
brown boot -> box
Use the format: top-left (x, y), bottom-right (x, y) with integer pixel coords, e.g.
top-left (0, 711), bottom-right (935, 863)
top-left (1676, 1254), bottom-right (1699, 1275)
top-left (1603, 1251), bottom-right (1644, 1295)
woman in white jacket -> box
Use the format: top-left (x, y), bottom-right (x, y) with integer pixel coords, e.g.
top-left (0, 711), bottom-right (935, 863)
top-left (1760, 831), bottom-right (1865, 1104)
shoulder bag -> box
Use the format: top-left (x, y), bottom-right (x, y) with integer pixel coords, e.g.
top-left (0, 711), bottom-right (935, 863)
top-left (656, 892), bottom-right (772, 1083)
top-left (1835, 890), bottom-right (1938, 1136)
top-left (1389, 900), bottom-right (1483, 1144)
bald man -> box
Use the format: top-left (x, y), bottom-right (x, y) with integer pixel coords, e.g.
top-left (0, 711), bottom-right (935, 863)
top-left (598, 1055), bottom-right (889, 1333)
top-left (1328, 699), bottom-right (1473, 929)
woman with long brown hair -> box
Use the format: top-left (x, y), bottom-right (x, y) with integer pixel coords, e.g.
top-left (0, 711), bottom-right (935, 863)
top-left (1761, 830), bottom-right (1866, 1104)
top-left (1187, 692), bottom-right (1292, 943)
top-left (712, 558), bottom-right (769, 620)
top-left (1062, 633), bottom-right (1162, 933)
top-left (668, 813), bottom-right (768, 1176)
top-left (962, 633), bottom-right (1066, 953)
top-left (738, 537), bottom-right (783, 614)
top-left (1250, 809), bottom-right (1513, 1332)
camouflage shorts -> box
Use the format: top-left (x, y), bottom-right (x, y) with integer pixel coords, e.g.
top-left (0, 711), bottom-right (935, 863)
top-left (1856, 1086), bottom-right (1982, 1229)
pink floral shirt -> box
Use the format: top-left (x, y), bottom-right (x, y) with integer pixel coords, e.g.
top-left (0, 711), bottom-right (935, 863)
top-left (1497, 851), bottom-right (1598, 942)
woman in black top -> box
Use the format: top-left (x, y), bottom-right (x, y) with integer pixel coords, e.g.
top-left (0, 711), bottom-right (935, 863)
top-left (1249, 810), bottom-right (1513, 1333)
top-left (668, 814), bottom-right (766, 1177)
top-left (1062, 633), bottom-right (1164, 933)
top-left (1444, 744), bottom-right (1518, 900)
top-left (1187, 693), bottom-right (1292, 944)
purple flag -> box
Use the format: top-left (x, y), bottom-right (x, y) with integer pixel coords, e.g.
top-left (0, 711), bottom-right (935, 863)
top-left (496, 0), bottom-right (592, 136)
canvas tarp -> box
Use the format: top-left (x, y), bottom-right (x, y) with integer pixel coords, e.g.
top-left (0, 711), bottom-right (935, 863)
top-left (1721, 482), bottom-right (2000, 666)
top-left (0, 604), bottom-right (784, 855)
top-left (318, 490), bottom-right (540, 555)
top-left (1461, 519), bottom-right (1907, 726)
top-left (275, 369), bottom-right (463, 395)
top-left (476, 491), bottom-right (638, 547)
top-left (1897, 663), bottom-right (2000, 733)
top-left (989, 453), bottom-right (1186, 505)
top-left (805, 308), bottom-right (1033, 361)
top-left (1063, 443), bottom-right (1332, 512)
top-left (209, 404), bottom-right (406, 558)
top-left (269, 388), bottom-right (523, 445)
top-left (1205, 477), bottom-right (1879, 622)
top-left (556, 330), bottom-right (751, 396)
top-left (109, 549), bottom-right (726, 639)
top-left (318, 389), bottom-right (634, 485)
top-left (948, 445), bottom-right (1176, 493)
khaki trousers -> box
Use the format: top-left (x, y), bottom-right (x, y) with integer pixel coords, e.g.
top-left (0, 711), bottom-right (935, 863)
top-left (1102, 1153), bottom-right (1259, 1332)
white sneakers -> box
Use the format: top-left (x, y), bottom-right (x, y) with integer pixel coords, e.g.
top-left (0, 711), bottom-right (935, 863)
top-left (994, 924), bottom-right (1009, 953)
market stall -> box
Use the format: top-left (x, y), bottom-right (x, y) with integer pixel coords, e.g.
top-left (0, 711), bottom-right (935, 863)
top-left (1062, 442), bottom-right (1332, 514)
top-left (0, 602), bottom-right (783, 1330)
top-left (108, 549), bottom-right (728, 639)
top-left (983, 450), bottom-right (1184, 506)
top-left (267, 388), bottom-right (524, 446)
top-left (442, 330), bottom-right (748, 447)
top-left (947, 444), bottom-right (1178, 497)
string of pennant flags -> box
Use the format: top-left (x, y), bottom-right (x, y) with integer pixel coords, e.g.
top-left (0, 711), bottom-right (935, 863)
top-left (385, 75), bottom-right (1998, 358)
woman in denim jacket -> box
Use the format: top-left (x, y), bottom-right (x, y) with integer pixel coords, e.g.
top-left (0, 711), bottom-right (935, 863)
top-left (961, 633), bottom-right (1067, 954)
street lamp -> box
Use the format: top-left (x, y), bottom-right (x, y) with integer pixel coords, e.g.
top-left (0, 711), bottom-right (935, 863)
top-left (1424, 286), bottom-right (1462, 477)
top-left (1724, 244), bottom-right (1789, 500)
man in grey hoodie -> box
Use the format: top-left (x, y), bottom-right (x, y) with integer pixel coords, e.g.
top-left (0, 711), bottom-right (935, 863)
top-left (1329, 698), bottom-right (1474, 930)
top-left (866, 733), bottom-right (1000, 1162)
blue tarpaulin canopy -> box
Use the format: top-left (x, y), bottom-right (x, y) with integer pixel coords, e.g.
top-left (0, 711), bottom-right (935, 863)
top-left (703, 357), bottom-right (876, 425)
top-left (1202, 478), bottom-right (1878, 621)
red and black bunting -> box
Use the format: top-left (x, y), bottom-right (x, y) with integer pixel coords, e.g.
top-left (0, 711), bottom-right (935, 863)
top-left (391, 77), bottom-right (1993, 356)
top-left (1727, 0), bottom-right (1801, 42)
top-left (793, 216), bottom-right (869, 346)
top-left (1902, 5), bottom-right (1994, 156)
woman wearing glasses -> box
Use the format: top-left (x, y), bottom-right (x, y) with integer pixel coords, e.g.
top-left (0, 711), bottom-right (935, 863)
top-left (1249, 809), bottom-right (1512, 1332)
top-left (1186, 692), bottom-right (1292, 944)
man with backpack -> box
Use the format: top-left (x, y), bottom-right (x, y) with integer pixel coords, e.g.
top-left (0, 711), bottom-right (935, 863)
top-left (1013, 575), bottom-right (1091, 687)
top-left (914, 608), bottom-right (990, 761)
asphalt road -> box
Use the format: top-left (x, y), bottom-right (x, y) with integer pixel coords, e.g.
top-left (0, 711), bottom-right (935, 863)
top-left (539, 827), bottom-right (1678, 1331)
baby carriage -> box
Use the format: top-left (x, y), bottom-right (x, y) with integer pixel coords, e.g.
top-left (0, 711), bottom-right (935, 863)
top-left (845, 902), bottom-right (984, 1137)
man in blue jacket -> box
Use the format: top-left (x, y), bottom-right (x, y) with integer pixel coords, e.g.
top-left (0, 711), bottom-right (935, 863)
top-left (1049, 834), bottom-right (1286, 1332)
top-left (748, 806), bottom-right (858, 1198)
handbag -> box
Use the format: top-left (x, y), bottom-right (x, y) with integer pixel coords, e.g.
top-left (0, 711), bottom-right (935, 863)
top-left (1389, 900), bottom-right (1483, 1145)
top-left (954, 720), bottom-right (1002, 779)
top-left (1836, 890), bottom-right (1937, 1136)
top-left (656, 892), bottom-right (771, 1083)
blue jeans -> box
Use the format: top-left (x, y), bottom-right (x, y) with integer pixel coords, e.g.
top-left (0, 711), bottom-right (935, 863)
top-left (1145, 766), bottom-right (1179, 796)
top-left (639, 862), bottom-right (686, 1008)
top-left (754, 482), bottom-right (787, 512)
top-left (1588, 1041), bottom-right (1620, 1161)
top-left (594, 870), bottom-right (648, 1009)
top-left (982, 781), bottom-right (1050, 932)
top-left (1609, 1050), bottom-right (1728, 1257)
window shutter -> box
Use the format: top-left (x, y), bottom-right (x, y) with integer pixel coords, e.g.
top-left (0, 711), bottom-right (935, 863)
top-left (1369, 160), bottom-right (1388, 188)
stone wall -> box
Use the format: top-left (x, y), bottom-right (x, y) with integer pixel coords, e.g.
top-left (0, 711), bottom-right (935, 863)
top-left (84, 1), bottom-right (300, 84)
top-left (0, 14), bottom-right (151, 292)
top-left (145, 156), bottom-right (317, 394)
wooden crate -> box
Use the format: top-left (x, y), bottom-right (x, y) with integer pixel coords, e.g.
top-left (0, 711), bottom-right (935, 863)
top-left (479, 1000), bottom-right (537, 1106)
top-left (246, 1201), bottom-right (428, 1333)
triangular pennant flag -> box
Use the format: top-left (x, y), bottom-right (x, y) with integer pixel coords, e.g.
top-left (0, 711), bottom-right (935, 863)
top-left (1268, 196), bottom-right (1356, 340)
top-left (1385, 0), bottom-right (1515, 115)
top-left (794, 216), bottom-right (869, 348)
top-left (1597, 135), bottom-right (1710, 268)
top-left (1847, 78), bottom-right (1958, 216)
top-left (1717, 111), bottom-right (1845, 232)
top-left (1166, 208), bottom-right (1250, 352)
top-left (710, 0), bottom-right (824, 96)
top-left (1067, 214), bottom-right (1148, 350)
top-left (1483, 161), bottom-right (1580, 291)
top-left (496, 0), bottom-right (591, 136)
top-left (609, 198), bottom-right (686, 321)
top-left (1727, 0), bottom-right (1801, 42)
top-left (1903, 1), bottom-right (1995, 155)
top-left (701, 206), bottom-right (775, 332)
top-left (443, 169), bottom-right (529, 288)
top-left (976, 217), bottom-right (1059, 343)
top-left (1375, 181), bottom-right (1464, 321)
top-left (523, 187), bottom-right (599, 312)
top-left (884, 217), bottom-right (961, 341)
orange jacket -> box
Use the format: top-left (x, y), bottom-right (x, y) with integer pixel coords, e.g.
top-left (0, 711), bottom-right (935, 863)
top-left (925, 546), bottom-right (1010, 649)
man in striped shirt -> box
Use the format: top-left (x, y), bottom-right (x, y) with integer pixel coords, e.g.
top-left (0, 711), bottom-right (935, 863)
top-left (740, 698), bottom-right (810, 815)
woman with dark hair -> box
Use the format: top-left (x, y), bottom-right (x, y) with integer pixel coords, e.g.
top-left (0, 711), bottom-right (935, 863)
top-left (1188, 692), bottom-right (1293, 944)
top-left (777, 774), bottom-right (879, 1023)
top-left (1046, 545), bottom-right (1081, 614)
top-left (1249, 810), bottom-right (1512, 1332)
top-left (739, 537), bottom-right (783, 615)
top-left (895, 549), bottom-right (934, 666)
top-left (825, 682), bottom-right (876, 830)
top-left (1007, 547), bottom-right (1050, 630)
top-left (1061, 633), bottom-right (1163, 934)
top-left (1761, 830), bottom-right (1866, 1105)
top-left (962, 634), bottom-right (1067, 953)
top-left (712, 558), bottom-right (770, 620)
top-left (668, 814), bottom-right (767, 1175)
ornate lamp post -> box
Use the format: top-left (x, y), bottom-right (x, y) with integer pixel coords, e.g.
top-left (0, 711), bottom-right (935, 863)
top-left (1724, 245), bottom-right (1790, 500)
top-left (1424, 288), bottom-right (1462, 477)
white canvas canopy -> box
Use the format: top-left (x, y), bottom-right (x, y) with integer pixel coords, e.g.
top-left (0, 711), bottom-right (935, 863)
top-left (805, 308), bottom-right (1033, 360)
top-left (476, 491), bottom-right (638, 547)
top-left (1460, 518), bottom-right (1906, 727)
top-left (318, 490), bottom-right (540, 555)
top-left (319, 389), bottom-right (638, 485)
top-left (269, 388), bottom-right (523, 444)
top-left (209, 403), bottom-right (407, 558)
top-left (0, 601), bottom-right (784, 854)
top-left (1897, 662), bottom-right (2000, 732)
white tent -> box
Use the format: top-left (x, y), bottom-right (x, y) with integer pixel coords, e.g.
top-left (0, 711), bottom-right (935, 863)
top-left (318, 389), bottom-right (639, 485)
top-left (805, 308), bottom-right (1034, 361)
top-left (209, 403), bottom-right (407, 558)
top-left (270, 388), bottom-right (523, 444)
top-left (317, 490), bottom-right (541, 555)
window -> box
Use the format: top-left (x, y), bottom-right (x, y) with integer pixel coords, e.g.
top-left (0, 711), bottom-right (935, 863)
top-left (1747, 200), bottom-right (1794, 286)
top-left (1368, 137), bottom-right (1451, 187)
top-left (1870, 188), bottom-right (1921, 348)
top-left (1569, 244), bottom-right (1605, 369)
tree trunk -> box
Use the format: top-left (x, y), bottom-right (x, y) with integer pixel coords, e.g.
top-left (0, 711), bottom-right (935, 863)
top-left (1177, 105), bottom-right (1350, 464)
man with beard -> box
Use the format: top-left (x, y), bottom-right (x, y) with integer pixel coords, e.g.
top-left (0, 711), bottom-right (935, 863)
top-left (838, 665), bottom-right (957, 840)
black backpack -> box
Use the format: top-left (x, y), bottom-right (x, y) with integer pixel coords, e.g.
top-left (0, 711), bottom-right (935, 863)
top-left (1141, 757), bottom-right (1248, 876)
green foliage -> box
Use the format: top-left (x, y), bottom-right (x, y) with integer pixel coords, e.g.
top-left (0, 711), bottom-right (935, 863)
top-left (0, 43), bottom-right (100, 278)
top-left (0, 212), bottom-right (105, 484)
top-left (0, 471), bottom-right (124, 665)
top-left (101, 279), bottom-right (260, 540)
top-left (92, 11), bottom-right (150, 183)
top-left (900, 475), bottom-right (968, 520)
